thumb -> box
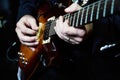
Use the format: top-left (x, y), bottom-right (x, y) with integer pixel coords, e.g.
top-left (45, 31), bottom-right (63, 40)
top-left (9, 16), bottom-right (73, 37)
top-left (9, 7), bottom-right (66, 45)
top-left (28, 18), bottom-right (38, 31)
top-left (28, 17), bottom-right (38, 31)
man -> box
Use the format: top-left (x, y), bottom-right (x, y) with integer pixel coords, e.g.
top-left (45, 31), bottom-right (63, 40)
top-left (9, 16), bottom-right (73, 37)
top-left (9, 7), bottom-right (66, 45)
top-left (16, 0), bottom-right (93, 80)
top-left (15, 0), bottom-right (120, 80)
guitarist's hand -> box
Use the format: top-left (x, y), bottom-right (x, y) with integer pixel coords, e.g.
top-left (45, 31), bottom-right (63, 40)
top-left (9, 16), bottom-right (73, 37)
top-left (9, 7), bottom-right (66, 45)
top-left (54, 3), bottom-right (93, 44)
top-left (16, 15), bottom-right (39, 50)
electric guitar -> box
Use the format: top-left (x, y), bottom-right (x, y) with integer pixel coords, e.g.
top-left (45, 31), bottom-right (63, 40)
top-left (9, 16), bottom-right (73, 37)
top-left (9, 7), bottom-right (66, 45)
top-left (18, 0), bottom-right (71, 80)
top-left (18, 0), bottom-right (120, 79)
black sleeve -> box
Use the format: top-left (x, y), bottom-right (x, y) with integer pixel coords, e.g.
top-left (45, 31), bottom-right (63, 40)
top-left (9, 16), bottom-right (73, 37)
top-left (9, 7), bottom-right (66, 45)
top-left (17, 0), bottom-right (39, 21)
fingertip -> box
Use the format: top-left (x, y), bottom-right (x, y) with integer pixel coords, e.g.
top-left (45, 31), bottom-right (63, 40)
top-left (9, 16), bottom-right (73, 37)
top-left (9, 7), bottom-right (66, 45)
top-left (30, 20), bottom-right (38, 30)
top-left (32, 24), bottom-right (38, 30)
top-left (54, 26), bottom-right (56, 30)
top-left (64, 8), bottom-right (70, 13)
top-left (30, 47), bottom-right (36, 51)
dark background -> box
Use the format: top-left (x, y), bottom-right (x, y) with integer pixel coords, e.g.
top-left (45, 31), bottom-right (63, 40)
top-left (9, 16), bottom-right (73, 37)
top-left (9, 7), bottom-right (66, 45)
top-left (0, 0), bottom-right (19, 79)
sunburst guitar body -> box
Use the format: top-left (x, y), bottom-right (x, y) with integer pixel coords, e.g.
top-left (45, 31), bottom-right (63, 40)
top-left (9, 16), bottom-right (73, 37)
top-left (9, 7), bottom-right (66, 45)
top-left (18, 0), bottom-right (72, 80)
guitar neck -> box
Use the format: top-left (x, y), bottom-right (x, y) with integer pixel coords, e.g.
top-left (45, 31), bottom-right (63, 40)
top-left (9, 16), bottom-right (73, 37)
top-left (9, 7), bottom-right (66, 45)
top-left (44, 0), bottom-right (120, 40)
top-left (64, 0), bottom-right (120, 27)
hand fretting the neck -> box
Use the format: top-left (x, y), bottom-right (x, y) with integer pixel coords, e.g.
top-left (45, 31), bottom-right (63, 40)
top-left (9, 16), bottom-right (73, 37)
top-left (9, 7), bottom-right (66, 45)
top-left (63, 0), bottom-right (119, 27)
top-left (44, 0), bottom-right (120, 40)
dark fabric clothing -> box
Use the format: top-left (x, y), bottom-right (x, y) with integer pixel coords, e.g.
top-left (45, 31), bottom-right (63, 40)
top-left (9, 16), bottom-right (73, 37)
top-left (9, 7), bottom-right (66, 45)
top-left (91, 14), bottom-right (120, 80)
top-left (17, 0), bottom-right (120, 80)
top-left (92, 14), bottom-right (120, 54)
top-left (0, 0), bottom-right (19, 80)
top-left (17, 0), bottom-right (70, 21)
top-left (17, 0), bottom-right (39, 21)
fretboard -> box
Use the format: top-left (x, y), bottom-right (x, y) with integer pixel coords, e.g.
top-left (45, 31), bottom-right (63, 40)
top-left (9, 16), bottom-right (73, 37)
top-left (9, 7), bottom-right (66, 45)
top-left (65, 0), bottom-right (120, 27)
top-left (44, 0), bottom-right (120, 40)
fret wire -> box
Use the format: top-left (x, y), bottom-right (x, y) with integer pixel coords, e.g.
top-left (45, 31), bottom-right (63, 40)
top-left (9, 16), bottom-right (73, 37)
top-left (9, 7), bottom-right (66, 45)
top-left (64, 14), bottom-right (68, 23)
top-left (90, 3), bottom-right (95, 22)
top-left (64, 15), bottom-right (67, 20)
top-left (96, 0), bottom-right (101, 20)
top-left (64, 13), bottom-right (70, 20)
top-left (72, 13), bottom-right (76, 27)
top-left (63, 0), bottom-right (116, 27)
top-left (111, 0), bottom-right (115, 14)
top-left (69, 13), bottom-right (72, 26)
top-left (75, 13), bottom-right (78, 26)
top-left (80, 8), bottom-right (84, 25)
top-left (83, 1), bottom-right (97, 23)
top-left (76, 10), bottom-right (80, 26)
top-left (103, 0), bottom-right (108, 17)
top-left (85, 5), bottom-right (89, 24)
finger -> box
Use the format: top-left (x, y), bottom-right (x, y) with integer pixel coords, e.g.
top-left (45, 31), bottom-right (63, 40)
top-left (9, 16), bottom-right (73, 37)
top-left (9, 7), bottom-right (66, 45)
top-left (20, 40), bottom-right (39, 47)
top-left (18, 32), bottom-right (39, 47)
top-left (16, 21), bottom-right (37, 35)
top-left (30, 47), bottom-right (36, 51)
top-left (65, 27), bottom-right (86, 37)
top-left (65, 3), bottom-right (82, 13)
top-left (22, 15), bottom-right (38, 31)
top-left (20, 25), bottom-right (37, 36)
top-left (16, 27), bottom-right (38, 42)
top-left (27, 18), bottom-right (38, 31)
top-left (54, 16), bottom-right (64, 38)
top-left (68, 36), bottom-right (83, 44)
top-left (54, 16), bottom-right (69, 40)
top-left (58, 16), bottom-right (64, 22)
top-left (20, 35), bottom-right (37, 42)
